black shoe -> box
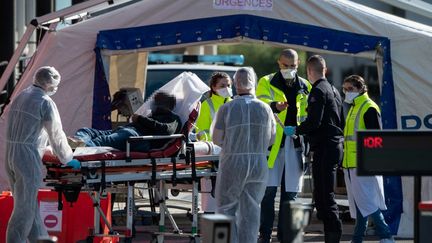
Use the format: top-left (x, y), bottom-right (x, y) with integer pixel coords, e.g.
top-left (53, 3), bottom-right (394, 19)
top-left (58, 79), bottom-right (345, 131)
top-left (257, 236), bottom-right (271, 243)
top-left (324, 231), bottom-right (341, 243)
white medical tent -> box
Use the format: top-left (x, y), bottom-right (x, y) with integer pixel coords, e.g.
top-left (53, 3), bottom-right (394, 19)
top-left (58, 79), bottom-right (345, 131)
top-left (1, 0), bottom-right (431, 237)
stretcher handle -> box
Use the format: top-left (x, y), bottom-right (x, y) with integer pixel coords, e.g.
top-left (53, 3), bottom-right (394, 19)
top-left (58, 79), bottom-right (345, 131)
top-left (126, 134), bottom-right (186, 158)
top-left (127, 134), bottom-right (184, 142)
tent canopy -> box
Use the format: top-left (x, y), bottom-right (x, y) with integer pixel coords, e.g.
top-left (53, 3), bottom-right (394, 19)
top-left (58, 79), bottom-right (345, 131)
top-left (3, 0), bottom-right (431, 134)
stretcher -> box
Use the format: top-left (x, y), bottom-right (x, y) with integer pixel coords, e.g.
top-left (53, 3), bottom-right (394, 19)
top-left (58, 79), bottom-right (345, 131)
top-left (43, 104), bottom-right (219, 243)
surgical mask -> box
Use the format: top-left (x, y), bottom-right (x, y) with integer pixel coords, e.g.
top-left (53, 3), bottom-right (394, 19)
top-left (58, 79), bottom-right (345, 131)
top-left (216, 87), bottom-right (233, 98)
top-left (344, 92), bottom-right (359, 104)
top-left (280, 68), bottom-right (297, 80)
top-left (46, 86), bottom-right (58, 96)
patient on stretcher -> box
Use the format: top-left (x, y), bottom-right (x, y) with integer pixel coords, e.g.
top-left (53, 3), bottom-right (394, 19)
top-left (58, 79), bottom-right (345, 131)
top-left (71, 92), bottom-right (181, 152)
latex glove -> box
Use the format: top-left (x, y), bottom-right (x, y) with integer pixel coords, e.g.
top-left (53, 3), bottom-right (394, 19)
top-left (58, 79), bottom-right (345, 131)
top-left (66, 159), bottom-right (81, 169)
top-left (284, 126), bottom-right (296, 136)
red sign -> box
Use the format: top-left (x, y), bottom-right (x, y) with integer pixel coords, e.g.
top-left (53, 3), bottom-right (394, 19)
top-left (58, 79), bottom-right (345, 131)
top-left (363, 136), bottom-right (383, 148)
top-left (44, 214), bottom-right (58, 228)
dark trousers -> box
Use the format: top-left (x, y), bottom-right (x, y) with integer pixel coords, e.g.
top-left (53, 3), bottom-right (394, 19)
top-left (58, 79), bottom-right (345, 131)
top-left (312, 142), bottom-right (343, 239)
top-left (259, 170), bottom-right (297, 241)
top-left (75, 126), bottom-right (150, 152)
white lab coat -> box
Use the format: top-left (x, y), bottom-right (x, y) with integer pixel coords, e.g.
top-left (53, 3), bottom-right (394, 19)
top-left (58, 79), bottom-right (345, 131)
top-left (266, 136), bottom-right (303, 192)
top-left (344, 168), bottom-right (387, 218)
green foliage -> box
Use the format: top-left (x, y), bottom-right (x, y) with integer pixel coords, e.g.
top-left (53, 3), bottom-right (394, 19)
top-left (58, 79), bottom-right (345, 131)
top-left (218, 43), bottom-right (307, 79)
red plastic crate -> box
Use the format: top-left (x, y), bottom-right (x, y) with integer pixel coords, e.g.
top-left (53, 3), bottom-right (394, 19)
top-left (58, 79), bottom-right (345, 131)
top-left (0, 191), bottom-right (13, 241)
top-left (0, 190), bottom-right (117, 243)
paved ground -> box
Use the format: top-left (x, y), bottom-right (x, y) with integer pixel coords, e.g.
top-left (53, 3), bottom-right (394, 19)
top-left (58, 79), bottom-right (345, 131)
top-left (109, 190), bottom-right (414, 243)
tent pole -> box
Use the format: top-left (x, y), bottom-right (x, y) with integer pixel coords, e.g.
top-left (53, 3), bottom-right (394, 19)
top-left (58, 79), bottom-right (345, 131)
top-left (0, 0), bottom-right (129, 96)
top-left (36, 0), bottom-right (109, 24)
top-left (0, 23), bottom-right (36, 93)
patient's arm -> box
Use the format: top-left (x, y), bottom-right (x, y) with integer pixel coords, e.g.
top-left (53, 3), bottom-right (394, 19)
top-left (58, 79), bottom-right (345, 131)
top-left (134, 113), bottom-right (181, 135)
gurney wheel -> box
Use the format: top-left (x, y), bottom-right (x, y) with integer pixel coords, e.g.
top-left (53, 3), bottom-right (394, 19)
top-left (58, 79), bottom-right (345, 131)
top-left (85, 236), bottom-right (93, 243)
top-left (121, 238), bottom-right (133, 243)
top-left (189, 237), bottom-right (199, 243)
top-left (171, 189), bottom-right (180, 196)
top-left (187, 211), bottom-right (193, 221)
top-left (150, 235), bottom-right (158, 243)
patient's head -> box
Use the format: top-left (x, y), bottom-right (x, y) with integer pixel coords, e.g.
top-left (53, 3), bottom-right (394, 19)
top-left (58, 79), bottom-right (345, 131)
top-left (153, 92), bottom-right (176, 111)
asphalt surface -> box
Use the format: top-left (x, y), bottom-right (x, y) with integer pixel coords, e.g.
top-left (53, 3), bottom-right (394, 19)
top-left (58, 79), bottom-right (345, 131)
top-left (109, 190), bottom-right (414, 242)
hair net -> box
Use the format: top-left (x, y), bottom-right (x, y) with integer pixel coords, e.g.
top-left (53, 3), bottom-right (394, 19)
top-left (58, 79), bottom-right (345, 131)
top-left (33, 66), bottom-right (61, 90)
top-left (211, 96), bottom-right (276, 243)
top-left (233, 67), bottom-right (256, 91)
top-left (5, 82), bottom-right (73, 241)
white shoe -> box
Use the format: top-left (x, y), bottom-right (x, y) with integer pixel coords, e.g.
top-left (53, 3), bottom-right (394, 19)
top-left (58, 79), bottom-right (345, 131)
top-left (67, 137), bottom-right (85, 149)
top-left (379, 237), bottom-right (395, 243)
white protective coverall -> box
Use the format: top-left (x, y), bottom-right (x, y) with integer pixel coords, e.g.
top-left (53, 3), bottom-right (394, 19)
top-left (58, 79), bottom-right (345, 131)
top-left (212, 72), bottom-right (276, 243)
top-left (5, 83), bottom-right (73, 242)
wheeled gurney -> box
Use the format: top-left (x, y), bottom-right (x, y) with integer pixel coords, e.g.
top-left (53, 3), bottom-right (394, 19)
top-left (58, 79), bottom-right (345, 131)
top-left (43, 105), bottom-right (219, 243)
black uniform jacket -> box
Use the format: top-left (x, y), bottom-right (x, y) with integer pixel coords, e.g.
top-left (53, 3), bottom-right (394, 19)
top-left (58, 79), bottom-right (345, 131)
top-left (269, 72), bottom-right (309, 148)
top-left (131, 108), bottom-right (182, 149)
top-left (296, 78), bottom-right (344, 148)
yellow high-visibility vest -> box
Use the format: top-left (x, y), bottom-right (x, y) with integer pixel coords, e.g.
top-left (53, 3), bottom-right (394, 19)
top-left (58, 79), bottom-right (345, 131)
top-left (256, 73), bottom-right (311, 168)
top-left (195, 94), bottom-right (231, 141)
top-left (342, 92), bottom-right (380, 168)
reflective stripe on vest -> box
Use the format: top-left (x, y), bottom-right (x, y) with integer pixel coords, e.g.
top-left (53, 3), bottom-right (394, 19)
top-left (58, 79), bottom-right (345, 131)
top-left (345, 100), bottom-right (369, 142)
top-left (207, 98), bottom-right (216, 120)
top-left (257, 74), bottom-right (311, 168)
top-left (342, 93), bottom-right (380, 168)
top-left (196, 95), bottom-right (230, 141)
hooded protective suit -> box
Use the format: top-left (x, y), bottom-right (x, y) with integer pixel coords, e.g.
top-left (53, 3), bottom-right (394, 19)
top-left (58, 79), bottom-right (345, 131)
top-left (5, 67), bottom-right (73, 243)
top-left (211, 67), bottom-right (276, 243)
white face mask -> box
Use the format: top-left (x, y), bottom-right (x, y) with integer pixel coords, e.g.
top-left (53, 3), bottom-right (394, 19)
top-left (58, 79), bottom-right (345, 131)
top-left (344, 92), bottom-right (359, 104)
top-left (216, 87), bottom-right (233, 98)
top-left (46, 86), bottom-right (58, 96)
top-left (280, 68), bottom-right (297, 80)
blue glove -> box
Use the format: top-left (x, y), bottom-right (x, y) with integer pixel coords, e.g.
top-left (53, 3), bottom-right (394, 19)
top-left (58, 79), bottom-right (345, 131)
top-left (66, 159), bottom-right (81, 169)
top-left (284, 126), bottom-right (296, 136)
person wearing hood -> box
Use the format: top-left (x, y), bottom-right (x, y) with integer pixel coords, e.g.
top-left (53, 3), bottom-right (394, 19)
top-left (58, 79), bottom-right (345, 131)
top-left (5, 66), bottom-right (80, 242)
top-left (211, 67), bottom-right (276, 243)
top-left (256, 49), bottom-right (311, 242)
top-left (341, 75), bottom-right (394, 243)
top-left (73, 91), bottom-right (181, 152)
